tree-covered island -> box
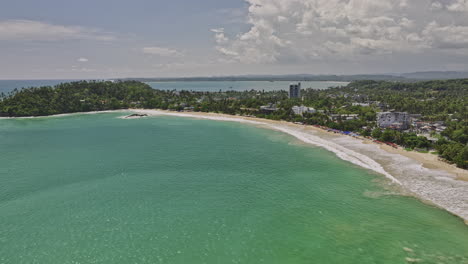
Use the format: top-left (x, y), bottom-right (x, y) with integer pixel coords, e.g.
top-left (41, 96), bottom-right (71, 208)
top-left (0, 79), bottom-right (466, 168)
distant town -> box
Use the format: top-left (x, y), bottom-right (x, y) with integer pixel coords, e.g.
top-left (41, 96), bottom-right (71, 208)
top-left (286, 82), bottom-right (449, 143)
top-left (0, 79), bottom-right (466, 168)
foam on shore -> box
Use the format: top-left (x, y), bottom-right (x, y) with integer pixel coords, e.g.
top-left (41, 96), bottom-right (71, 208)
top-left (333, 136), bottom-right (468, 220)
top-left (269, 125), bottom-right (402, 184)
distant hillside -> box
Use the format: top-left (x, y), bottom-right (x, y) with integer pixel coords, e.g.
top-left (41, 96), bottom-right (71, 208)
top-left (124, 74), bottom-right (407, 82)
top-left (124, 71), bottom-right (468, 82)
top-left (400, 71), bottom-right (468, 80)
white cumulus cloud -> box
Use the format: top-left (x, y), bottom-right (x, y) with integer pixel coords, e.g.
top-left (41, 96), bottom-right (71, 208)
top-left (445, 0), bottom-right (468, 12)
top-left (0, 19), bottom-right (115, 41)
top-left (142, 46), bottom-right (183, 57)
top-left (213, 0), bottom-right (468, 63)
top-left (211, 28), bottom-right (229, 44)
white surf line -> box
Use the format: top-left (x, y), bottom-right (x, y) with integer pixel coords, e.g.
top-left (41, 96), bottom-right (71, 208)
top-left (267, 125), bottom-right (402, 185)
top-left (137, 110), bottom-right (402, 185)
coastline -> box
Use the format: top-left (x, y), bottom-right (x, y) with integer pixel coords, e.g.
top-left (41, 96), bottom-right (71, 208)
top-left (0, 110), bottom-right (128, 119)
top-left (1, 109), bottom-right (467, 224)
top-left (131, 109), bottom-right (468, 224)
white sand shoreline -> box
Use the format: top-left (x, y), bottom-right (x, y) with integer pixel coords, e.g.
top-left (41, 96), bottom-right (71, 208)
top-left (2, 109), bottom-right (467, 223)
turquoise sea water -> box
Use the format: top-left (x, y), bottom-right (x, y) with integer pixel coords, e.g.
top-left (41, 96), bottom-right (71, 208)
top-left (0, 113), bottom-right (467, 264)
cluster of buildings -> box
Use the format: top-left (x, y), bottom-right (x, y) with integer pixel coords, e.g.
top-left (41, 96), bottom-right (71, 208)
top-left (253, 83), bottom-right (447, 139)
top-left (376, 111), bottom-right (447, 140)
top-left (377, 112), bottom-right (410, 130)
top-left (413, 121), bottom-right (447, 134)
top-left (329, 114), bottom-right (359, 121)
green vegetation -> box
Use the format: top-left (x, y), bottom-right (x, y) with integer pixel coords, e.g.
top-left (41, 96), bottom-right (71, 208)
top-left (342, 79), bottom-right (467, 120)
top-left (0, 79), bottom-right (466, 168)
top-left (0, 81), bottom-right (154, 116)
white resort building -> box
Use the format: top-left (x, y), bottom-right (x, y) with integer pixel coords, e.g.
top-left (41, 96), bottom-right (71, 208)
top-left (292, 106), bottom-right (316, 115)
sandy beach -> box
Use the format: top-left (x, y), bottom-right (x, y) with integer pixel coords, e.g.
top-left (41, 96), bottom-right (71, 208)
top-left (129, 109), bottom-right (468, 224)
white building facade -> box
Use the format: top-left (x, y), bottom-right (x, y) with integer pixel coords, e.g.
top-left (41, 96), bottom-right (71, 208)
top-left (292, 106), bottom-right (316, 115)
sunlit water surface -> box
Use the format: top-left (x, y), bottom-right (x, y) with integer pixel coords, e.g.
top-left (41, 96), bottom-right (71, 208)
top-left (0, 113), bottom-right (467, 264)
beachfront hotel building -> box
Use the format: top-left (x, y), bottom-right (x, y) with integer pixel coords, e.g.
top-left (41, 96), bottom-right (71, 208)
top-left (292, 106), bottom-right (316, 115)
top-left (289, 83), bottom-right (301, 99)
top-left (377, 112), bottom-right (410, 130)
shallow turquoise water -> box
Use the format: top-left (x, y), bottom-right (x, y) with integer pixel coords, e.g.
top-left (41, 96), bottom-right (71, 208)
top-left (0, 113), bottom-right (467, 264)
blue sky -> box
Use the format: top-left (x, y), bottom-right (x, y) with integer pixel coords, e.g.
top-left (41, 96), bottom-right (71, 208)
top-left (1, 0), bottom-right (468, 79)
